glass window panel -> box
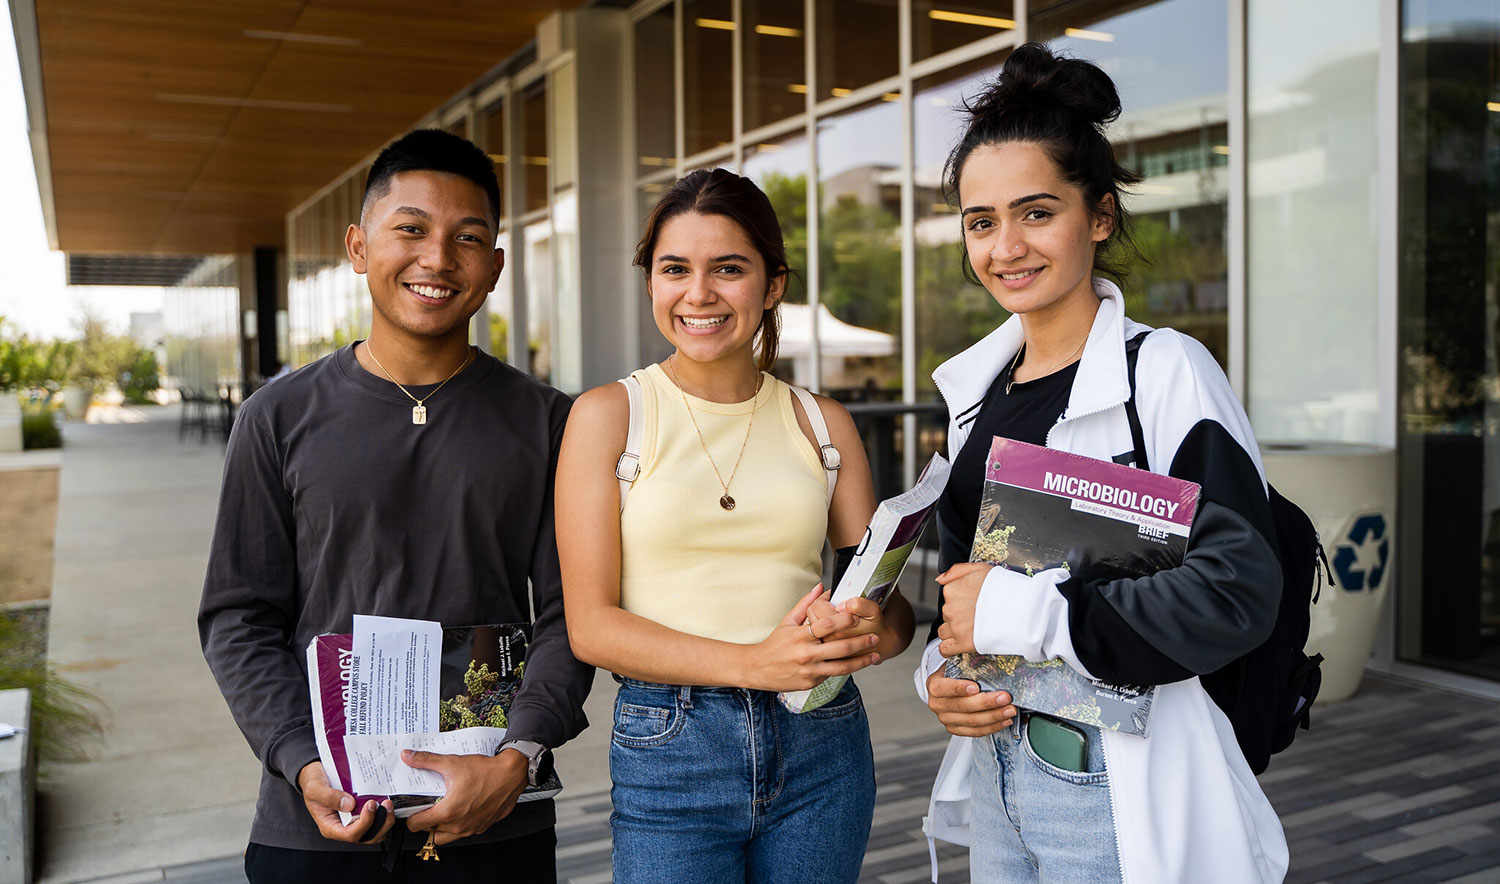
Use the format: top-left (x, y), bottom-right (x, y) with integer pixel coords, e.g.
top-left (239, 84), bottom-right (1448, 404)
top-left (743, 0), bottom-right (806, 131)
top-left (525, 216), bottom-right (555, 383)
top-left (635, 3), bottom-right (678, 176)
top-left (482, 101), bottom-right (507, 219)
top-left (551, 64), bottom-right (577, 192)
top-left (1043, 0), bottom-right (1230, 367)
top-left (636, 183), bottom-right (677, 368)
top-left (522, 80), bottom-right (549, 214)
top-left (744, 132), bottom-right (809, 313)
top-left (1397, 1), bottom-right (1500, 680)
top-left (1248, 0), bottom-right (1378, 438)
top-left (816, 98), bottom-right (902, 397)
top-left (490, 230), bottom-right (511, 361)
top-left (913, 1), bottom-right (1016, 62)
top-left (913, 52), bottom-right (1010, 397)
top-left (815, 0), bottom-right (898, 99)
top-left (684, 0), bottom-right (734, 155)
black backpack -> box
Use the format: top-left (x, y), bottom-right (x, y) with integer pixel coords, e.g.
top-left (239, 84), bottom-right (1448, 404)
top-left (1123, 330), bottom-right (1327, 775)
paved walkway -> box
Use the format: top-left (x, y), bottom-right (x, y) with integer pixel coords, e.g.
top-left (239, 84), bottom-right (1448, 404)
top-left (35, 407), bottom-right (1500, 883)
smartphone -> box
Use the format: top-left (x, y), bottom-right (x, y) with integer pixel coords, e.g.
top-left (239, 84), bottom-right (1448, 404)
top-left (1027, 714), bottom-right (1088, 773)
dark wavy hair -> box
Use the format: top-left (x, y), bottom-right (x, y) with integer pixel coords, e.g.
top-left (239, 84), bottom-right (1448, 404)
top-left (944, 43), bottom-right (1143, 283)
top-left (362, 129), bottom-right (502, 227)
top-left (634, 169), bottom-right (790, 374)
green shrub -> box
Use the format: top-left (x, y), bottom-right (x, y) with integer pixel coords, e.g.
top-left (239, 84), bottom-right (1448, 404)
top-left (0, 608), bottom-right (106, 765)
top-left (22, 410), bottom-right (60, 450)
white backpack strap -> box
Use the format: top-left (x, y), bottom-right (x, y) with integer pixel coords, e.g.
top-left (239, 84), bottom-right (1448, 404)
top-left (789, 385), bottom-right (840, 507)
top-left (616, 375), bottom-right (644, 512)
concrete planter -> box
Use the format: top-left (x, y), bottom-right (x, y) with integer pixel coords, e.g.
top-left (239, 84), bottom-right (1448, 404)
top-left (61, 385), bottom-right (91, 421)
top-left (0, 688), bottom-right (33, 884)
top-left (0, 396), bottom-right (20, 453)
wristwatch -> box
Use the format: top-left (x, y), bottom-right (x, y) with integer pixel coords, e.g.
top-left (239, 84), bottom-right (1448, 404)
top-left (499, 739), bottom-right (553, 787)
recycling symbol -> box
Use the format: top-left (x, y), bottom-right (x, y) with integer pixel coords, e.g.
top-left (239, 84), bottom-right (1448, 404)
top-left (1332, 513), bottom-right (1389, 592)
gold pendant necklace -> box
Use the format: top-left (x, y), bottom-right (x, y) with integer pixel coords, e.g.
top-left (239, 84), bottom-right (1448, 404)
top-left (665, 355), bottom-right (762, 511)
top-left (365, 343), bottom-right (474, 425)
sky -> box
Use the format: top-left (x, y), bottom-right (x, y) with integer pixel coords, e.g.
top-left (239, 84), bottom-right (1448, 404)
top-left (0, 3), bottom-right (164, 341)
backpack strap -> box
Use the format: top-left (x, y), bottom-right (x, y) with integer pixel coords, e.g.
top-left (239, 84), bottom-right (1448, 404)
top-left (1123, 330), bottom-right (1153, 472)
top-left (788, 385), bottom-right (841, 507)
top-left (616, 375), bottom-right (644, 512)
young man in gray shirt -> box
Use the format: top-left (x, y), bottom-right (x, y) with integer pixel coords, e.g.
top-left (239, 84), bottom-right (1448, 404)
top-left (199, 129), bottom-right (592, 881)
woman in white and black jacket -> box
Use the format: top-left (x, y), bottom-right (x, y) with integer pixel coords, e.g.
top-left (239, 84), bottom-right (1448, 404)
top-left (915, 44), bottom-right (1289, 884)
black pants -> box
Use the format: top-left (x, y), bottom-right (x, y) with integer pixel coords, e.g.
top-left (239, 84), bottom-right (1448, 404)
top-left (244, 827), bottom-right (557, 883)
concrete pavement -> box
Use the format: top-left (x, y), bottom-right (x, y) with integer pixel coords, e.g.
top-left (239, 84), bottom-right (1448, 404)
top-left (39, 406), bottom-right (258, 882)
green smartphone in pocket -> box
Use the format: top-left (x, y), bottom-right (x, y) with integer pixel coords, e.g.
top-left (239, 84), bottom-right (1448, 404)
top-left (1027, 714), bottom-right (1088, 772)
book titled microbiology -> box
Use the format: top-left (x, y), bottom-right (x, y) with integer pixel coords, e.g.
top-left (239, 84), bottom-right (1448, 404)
top-left (307, 618), bottom-right (561, 822)
top-left (944, 437), bottom-right (1200, 737)
top-left (780, 452), bottom-right (951, 714)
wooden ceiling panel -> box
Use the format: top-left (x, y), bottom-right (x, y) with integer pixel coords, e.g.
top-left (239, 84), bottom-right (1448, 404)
top-left (35, 0), bottom-right (580, 255)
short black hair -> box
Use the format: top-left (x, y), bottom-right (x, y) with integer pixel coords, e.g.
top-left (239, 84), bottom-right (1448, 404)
top-left (361, 129), bottom-right (501, 226)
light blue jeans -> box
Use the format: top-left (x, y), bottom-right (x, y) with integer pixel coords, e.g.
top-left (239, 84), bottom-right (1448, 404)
top-left (609, 677), bottom-right (875, 884)
top-left (969, 714), bottom-right (1123, 884)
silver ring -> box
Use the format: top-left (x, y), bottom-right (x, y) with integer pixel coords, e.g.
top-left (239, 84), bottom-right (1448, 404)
top-left (807, 622), bottom-right (817, 640)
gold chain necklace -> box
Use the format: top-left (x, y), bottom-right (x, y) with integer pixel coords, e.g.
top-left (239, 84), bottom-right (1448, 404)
top-left (364, 342), bottom-right (474, 425)
top-left (1005, 335), bottom-right (1088, 395)
top-left (665, 355), bottom-right (762, 511)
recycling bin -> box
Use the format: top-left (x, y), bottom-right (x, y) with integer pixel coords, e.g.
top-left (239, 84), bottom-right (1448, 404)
top-left (1260, 442), bottom-right (1397, 703)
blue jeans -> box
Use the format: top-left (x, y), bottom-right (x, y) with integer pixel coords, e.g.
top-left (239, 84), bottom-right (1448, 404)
top-left (969, 714), bottom-right (1123, 884)
top-left (609, 677), bottom-right (875, 884)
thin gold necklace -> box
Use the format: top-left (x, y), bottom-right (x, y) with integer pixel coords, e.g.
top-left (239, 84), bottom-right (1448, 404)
top-left (1006, 335), bottom-right (1088, 395)
top-left (665, 355), bottom-right (762, 511)
top-left (364, 342), bottom-right (474, 425)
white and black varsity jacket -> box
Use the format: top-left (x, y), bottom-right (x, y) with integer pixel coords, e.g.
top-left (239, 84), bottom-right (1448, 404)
top-left (915, 278), bottom-right (1289, 884)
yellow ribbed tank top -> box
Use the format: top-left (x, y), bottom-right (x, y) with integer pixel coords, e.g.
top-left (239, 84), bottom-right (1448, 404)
top-left (620, 363), bottom-right (828, 645)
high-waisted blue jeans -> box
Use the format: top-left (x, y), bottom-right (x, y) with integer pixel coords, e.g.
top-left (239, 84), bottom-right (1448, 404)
top-left (970, 713), bottom-right (1123, 884)
top-left (608, 677), bottom-right (876, 884)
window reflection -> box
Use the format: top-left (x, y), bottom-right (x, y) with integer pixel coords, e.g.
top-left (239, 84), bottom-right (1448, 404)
top-left (635, 3), bottom-right (677, 175)
top-left (743, 134), bottom-right (809, 311)
top-left (525, 216), bottom-right (555, 384)
top-left (684, 0), bottom-right (734, 155)
top-left (913, 1), bottom-right (1016, 62)
top-left (744, 0), bottom-right (806, 132)
top-left (816, 98), bottom-right (902, 396)
top-left (1046, 0), bottom-right (1231, 367)
top-left (1397, 2), bottom-right (1500, 680)
top-left (523, 80), bottom-right (549, 214)
top-left (490, 230), bottom-right (511, 361)
top-left (815, 0), bottom-right (899, 99)
top-left (482, 101), bottom-right (506, 214)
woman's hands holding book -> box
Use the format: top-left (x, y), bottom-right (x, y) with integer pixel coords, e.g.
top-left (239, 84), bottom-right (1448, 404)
top-left (934, 561), bottom-right (994, 656)
top-left (739, 585), bottom-right (881, 692)
top-left (808, 595), bottom-right (903, 662)
top-left (925, 670), bottom-right (1018, 737)
top-left (296, 761), bottom-right (397, 844)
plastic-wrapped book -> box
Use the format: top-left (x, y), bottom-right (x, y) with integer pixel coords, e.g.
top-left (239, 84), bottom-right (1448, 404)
top-left (780, 452), bottom-right (951, 714)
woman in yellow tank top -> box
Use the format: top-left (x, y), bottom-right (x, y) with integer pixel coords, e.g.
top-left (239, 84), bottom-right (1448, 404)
top-left (556, 169), bottom-right (915, 883)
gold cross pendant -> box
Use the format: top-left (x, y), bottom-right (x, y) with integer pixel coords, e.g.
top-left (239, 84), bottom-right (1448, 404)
top-left (411, 404), bottom-right (427, 425)
top-left (417, 832), bottom-right (440, 861)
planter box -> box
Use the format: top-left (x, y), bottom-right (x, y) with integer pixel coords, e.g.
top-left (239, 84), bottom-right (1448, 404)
top-left (0, 398), bottom-right (19, 454)
top-left (0, 688), bottom-right (32, 884)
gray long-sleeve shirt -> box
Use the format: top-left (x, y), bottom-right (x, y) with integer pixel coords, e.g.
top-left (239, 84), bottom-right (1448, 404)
top-left (198, 344), bottom-right (592, 851)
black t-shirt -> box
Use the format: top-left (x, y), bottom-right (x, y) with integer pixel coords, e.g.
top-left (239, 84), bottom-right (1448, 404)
top-left (931, 356), bottom-right (1078, 641)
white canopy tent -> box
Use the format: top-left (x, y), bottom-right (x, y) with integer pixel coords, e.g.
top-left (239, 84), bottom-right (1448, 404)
top-left (775, 302), bottom-right (896, 389)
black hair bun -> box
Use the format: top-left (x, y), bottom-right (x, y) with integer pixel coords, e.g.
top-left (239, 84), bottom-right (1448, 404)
top-left (969, 42), bottom-right (1122, 129)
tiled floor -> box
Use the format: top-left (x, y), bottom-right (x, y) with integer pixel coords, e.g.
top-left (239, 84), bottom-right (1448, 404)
top-left (138, 674), bottom-right (1500, 884)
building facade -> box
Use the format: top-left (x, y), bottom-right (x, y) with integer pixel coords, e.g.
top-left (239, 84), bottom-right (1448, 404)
top-left (234, 0), bottom-right (1500, 694)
